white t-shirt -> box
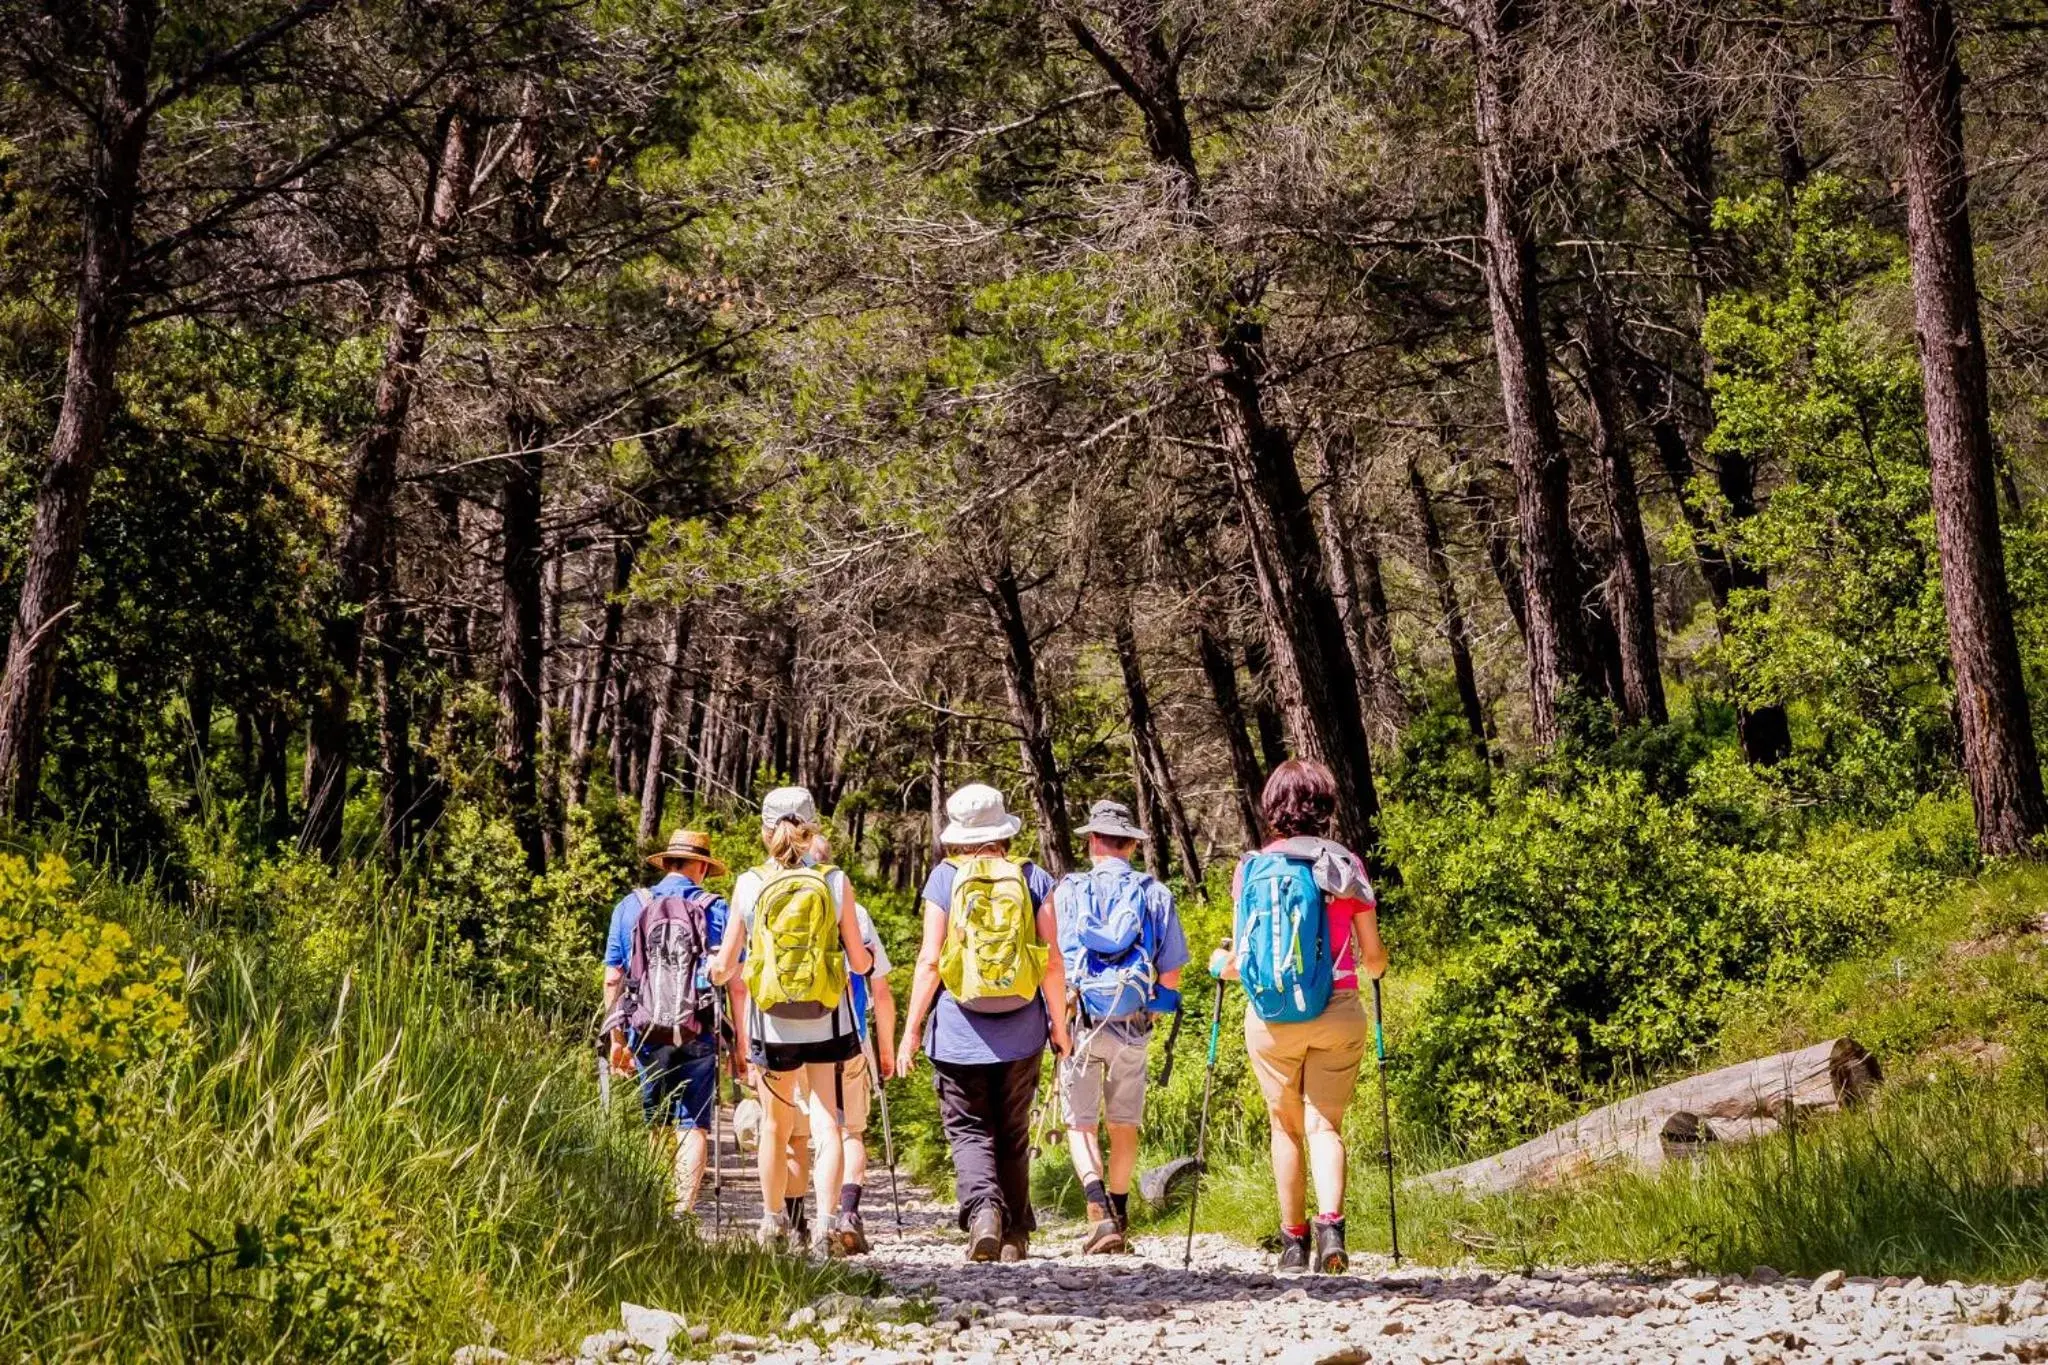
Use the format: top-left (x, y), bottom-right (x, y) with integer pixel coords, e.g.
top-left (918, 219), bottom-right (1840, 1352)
top-left (730, 865), bottom-right (882, 1045)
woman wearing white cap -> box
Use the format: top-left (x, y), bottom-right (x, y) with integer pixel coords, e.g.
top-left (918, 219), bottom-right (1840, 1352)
top-left (710, 786), bottom-right (873, 1252)
top-left (895, 783), bottom-right (1070, 1262)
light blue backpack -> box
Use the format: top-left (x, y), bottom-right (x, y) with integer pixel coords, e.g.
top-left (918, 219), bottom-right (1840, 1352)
top-left (1060, 866), bottom-right (1158, 1023)
top-left (1234, 851), bottom-right (1333, 1023)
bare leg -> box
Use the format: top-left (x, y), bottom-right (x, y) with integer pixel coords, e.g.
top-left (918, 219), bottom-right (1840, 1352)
top-left (803, 1061), bottom-right (846, 1218)
top-left (1066, 1124), bottom-right (1105, 1188)
top-left (757, 1071), bottom-right (802, 1215)
top-left (1106, 1122), bottom-right (1140, 1195)
top-left (1305, 1107), bottom-right (1347, 1218)
top-left (674, 1128), bottom-right (708, 1212)
top-left (1268, 1087), bottom-right (1308, 1228)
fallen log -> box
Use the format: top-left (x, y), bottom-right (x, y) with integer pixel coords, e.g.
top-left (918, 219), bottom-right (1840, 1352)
top-left (1417, 1038), bottom-right (1880, 1195)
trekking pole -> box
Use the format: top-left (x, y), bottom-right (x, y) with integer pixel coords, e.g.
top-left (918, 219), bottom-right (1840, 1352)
top-left (1371, 975), bottom-right (1401, 1266)
top-left (863, 974), bottom-right (904, 1239)
top-left (1184, 976), bottom-right (1226, 1271)
top-left (1155, 1002), bottom-right (1185, 1087)
top-left (711, 991), bottom-right (725, 1240)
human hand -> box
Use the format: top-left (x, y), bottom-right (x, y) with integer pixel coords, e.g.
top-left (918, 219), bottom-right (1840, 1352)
top-left (877, 1048), bottom-right (895, 1080)
top-left (1049, 1022), bottom-right (1073, 1058)
top-left (1208, 945), bottom-right (1232, 978)
top-left (894, 1037), bottom-right (918, 1079)
top-left (608, 1040), bottom-right (636, 1077)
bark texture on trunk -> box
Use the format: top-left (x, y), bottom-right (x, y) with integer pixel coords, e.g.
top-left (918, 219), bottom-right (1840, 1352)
top-left (570, 536), bottom-right (636, 806)
top-left (1195, 622), bottom-right (1267, 847)
top-left (1892, 0), bottom-right (2047, 856)
top-left (1113, 613), bottom-right (1203, 883)
top-left (1313, 430), bottom-right (1408, 746)
top-left (1407, 454), bottom-right (1489, 752)
top-left (302, 95), bottom-right (477, 858)
top-left (0, 0), bottom-right (155, 821)
top-left (1466, 0), bottom-right (1595, 744)
top-left (1578, 305), bottom-right (1668, 725)
top-left (980, 553), bottom-right (1073, 875)
top-left (497, 413), bottom-right (547, 872)
top-left (1069, 2), bottom-right (1379, 855)
top-left (638, 608), bottom-right (692, 844)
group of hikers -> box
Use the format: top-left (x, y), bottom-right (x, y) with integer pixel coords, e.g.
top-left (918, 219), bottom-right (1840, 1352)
top-left (600, 755), bottom-right (1388, 1274)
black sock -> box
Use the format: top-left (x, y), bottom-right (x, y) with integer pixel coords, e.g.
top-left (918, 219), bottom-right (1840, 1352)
top-left (839, 1183), bottom-right (862, 1214)
top-left (1109, 1191), bottom-right (1129, 1223)
top-left (1083, 1178), bottom-right (1108, 1211)
top-left (785, 1196), bottom-right (805, 1227)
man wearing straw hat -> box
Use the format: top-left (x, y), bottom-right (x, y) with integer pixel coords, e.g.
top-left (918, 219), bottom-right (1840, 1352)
top-left (602, 829), bottom-right (736, 1221)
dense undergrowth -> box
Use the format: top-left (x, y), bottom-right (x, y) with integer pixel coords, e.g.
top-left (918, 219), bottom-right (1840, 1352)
top-left (0, 841), bottom-right (867, 1363)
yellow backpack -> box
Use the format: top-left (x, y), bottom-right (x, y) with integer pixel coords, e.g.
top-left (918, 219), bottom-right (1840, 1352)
top-left (743, 864), bottom-right (846, 1018)
top-left (938, 855), bottom-right (1047, 1005)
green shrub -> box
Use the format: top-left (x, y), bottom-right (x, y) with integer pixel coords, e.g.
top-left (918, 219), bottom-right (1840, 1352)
top-left (1382, 769), bottom-right (1950, 1149)
top-left (0, 854), bottom-right (189, 1243)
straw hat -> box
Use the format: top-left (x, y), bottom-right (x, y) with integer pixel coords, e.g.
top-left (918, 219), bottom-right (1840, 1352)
top-left (939, 783), bottom-right (1024, 846)
top-left (645, 828), bottom-right (728, 876)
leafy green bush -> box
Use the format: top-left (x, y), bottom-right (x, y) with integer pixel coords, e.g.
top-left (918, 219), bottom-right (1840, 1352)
top-left (1382, 769), bottom-right (1951, 1149)
top-left (0, 854), bottom-right (188, 1242)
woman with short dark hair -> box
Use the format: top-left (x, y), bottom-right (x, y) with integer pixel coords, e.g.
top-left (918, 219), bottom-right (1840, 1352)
top-left (1211, 758), bottom-right (1387, 1274)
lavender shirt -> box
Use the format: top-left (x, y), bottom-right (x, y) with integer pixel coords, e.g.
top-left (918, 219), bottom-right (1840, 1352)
top-left (920, 859), bottom-right (1056, 1065)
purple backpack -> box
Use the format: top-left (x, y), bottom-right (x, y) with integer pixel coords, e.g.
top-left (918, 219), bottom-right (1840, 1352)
top-left (626, 887), bottom-right (716, 1043)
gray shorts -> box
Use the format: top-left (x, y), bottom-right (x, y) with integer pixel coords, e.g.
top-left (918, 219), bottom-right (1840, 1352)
top-left (1060, 1021), bottom-right (1149, 1128)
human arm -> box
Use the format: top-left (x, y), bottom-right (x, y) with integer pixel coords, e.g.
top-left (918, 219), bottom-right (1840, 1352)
top-left (836, 874), bottom-right (873, 976)
top-left (602, 964), bottom-right (635, 1075)
top-left (725, 975), bottom-right (752, 1086)
top-left (871, 971), bottom-right (897, 1078)
top-left (708, 897), bottom-right (745, 986)
top-left (1350, 904), bottom-right (1387, 981)
top-left (1036, 900), bottom-right (1070, 1057)
top-left (893, 900), bottom-right (947, 1078)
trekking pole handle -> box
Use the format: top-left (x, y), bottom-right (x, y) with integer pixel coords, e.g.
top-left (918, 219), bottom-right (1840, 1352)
top-left (1205, 978), bottom-right (1225, 1069)
top-left (1372, 976), bottom-right (1386, 1062)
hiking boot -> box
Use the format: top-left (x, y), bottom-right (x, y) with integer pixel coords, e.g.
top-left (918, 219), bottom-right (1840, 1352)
top-left (809, 1223), bottom-right (839, 1259)
top-left (832, 1210), bottom-right (870, 1256)
top-left (756, 1211), bottom-right (792, 1250)
top-left (1080, 1203), bottom-right (1126, 1255)
top-left (1314, 1217), bottom-right (1348, 1274)
top-left (998, 1232), bottom-right (1028, 1262)
top-left (965, 1207), bottom-right (1002, 1262)
top-left (1276, 1227), bottom-right (1312, 1274)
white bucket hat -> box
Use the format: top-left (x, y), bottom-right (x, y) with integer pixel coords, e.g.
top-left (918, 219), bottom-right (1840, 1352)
top-left (939, 783), bottom-right (1023, 846)
top-left (760, 785), bottom-right (817, 831)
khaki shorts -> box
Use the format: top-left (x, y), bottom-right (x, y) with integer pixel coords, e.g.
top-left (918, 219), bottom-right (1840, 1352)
top-left (758, 1052), bottom-right (872, 1136)
top-left (1060, 1022), bottom-right (1148, 1128)
top-left (1244, 990), bottom-right (1367, 1134)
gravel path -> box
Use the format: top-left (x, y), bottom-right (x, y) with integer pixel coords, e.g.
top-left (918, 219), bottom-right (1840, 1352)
top-left (624, 1104), bottom-right (2048, 1365)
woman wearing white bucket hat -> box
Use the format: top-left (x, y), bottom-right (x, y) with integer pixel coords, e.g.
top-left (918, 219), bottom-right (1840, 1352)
top-left (896, 783), bottom-right (1070, 1262)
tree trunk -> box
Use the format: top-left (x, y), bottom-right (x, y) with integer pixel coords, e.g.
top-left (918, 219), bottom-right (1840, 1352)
top-left (302, 94), bottom-right (477, 859)
top-left (979, 551), bottom-right (1073, 876)
top-left (570, 536), bottom-right (636, 806)
top-left (256, 705), bottom-right (293, 846)
top-left (1467, 0), bottom-right (1596, 744)
top-left (1069, 1), bottom-right (1378, 854)
top-left (1113, 613), bottom-right (1203, 882)
top-left (1127, 732), bottom-right (1168, 880)
top-left (1406, 454), bottom-right (1490, 753)
top-left (639, 608), bottom-right (692, 843)
top-left (1893, 0), bottom-right (2048, 857)
top-left (929, 697), bottom-right (949, 869)
top-left (1453, 451), bottom-right (1529, 642)
top-left (1578, 306), bottom-right (1667, 725)
top-left (1241, 637), bottom-right (1293, 774)
top-left (0, 1), bottom-right (154, 822)
top-left (374, 601), bottom-right (415, 870)
top-left (1312, 430), bottom-right (1408, 745)
top-left (1197, 623), bottom-right (1270, 846)
top-left (496, 411), bottom-right (547, 873)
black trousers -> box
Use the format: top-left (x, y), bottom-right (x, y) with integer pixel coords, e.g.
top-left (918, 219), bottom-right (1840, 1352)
top-left (932, 1053), bottom-right (1042, 1237)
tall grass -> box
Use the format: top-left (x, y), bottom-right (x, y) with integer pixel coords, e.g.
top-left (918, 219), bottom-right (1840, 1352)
top-left (1, 870), bottom-right (868, 1360)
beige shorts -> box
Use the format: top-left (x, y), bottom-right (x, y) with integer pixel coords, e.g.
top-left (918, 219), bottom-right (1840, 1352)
top-left (758, 1052), bottom-right (872, 1135)
top-left (1060, 1022), bottom-right (1148, 1128)
top-left (1244, 990), bottom-right (1367, 1134)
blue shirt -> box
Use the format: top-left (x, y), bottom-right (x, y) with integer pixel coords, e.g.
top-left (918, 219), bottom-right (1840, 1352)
top-left (920, 858), bottom-right (1057, 1065)
top-left (605, 872), bottom-right (731, 988)
top-left (1053, 856), bottom-right (1190, 982)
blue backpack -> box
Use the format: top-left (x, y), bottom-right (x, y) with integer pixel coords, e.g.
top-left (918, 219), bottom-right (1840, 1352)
top-left (1234, 851), bottom-right (1333, 1023)
top-left (1060, 867), bottom-right (1158, 1023)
